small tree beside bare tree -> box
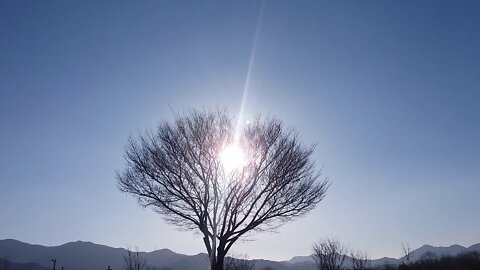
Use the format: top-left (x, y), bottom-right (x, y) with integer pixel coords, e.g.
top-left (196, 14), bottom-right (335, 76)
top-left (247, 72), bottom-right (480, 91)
top-left (117, 109), bottom-right (329, 270)
top-left (349, 250), bottom-right (371, 270)
top-left (123, 248), bottom-right (146, 270)
top-left (224, 254), bottom-right (254, 270)
top-left (312, 239), bottom-right (347, 270)
top-left (401, 242), bottom-right (414, 265)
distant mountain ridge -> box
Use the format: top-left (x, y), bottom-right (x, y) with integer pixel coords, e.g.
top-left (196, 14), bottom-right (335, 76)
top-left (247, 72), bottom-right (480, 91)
top-left (0, 239), bottom-right (479, 270)
top-left (403, 243), bottom-right (480, 262)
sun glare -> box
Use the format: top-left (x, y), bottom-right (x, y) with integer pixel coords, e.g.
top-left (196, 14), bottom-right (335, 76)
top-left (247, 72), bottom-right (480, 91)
top-left (220, 144), bottom-right (246, 172)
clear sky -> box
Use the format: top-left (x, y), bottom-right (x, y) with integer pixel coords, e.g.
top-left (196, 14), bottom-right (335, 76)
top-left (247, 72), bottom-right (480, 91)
top-left (1, 0), bottom-right (479, 261)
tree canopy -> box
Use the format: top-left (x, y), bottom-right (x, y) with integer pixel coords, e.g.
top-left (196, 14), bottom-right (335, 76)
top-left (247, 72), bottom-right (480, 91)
top-left (117, 109), bottom-right (329, 270)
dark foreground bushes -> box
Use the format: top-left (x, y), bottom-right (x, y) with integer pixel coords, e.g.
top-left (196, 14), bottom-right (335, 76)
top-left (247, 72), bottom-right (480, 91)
top-left (397, 251), bottom-right (480, 270)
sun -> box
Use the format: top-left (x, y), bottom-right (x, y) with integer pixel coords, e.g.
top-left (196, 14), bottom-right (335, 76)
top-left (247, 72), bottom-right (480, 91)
top-left (220, 143), bottom-right (246, 172)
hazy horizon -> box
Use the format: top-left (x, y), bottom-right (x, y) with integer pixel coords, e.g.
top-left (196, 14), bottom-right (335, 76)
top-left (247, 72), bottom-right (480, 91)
top-left (1, 0), bottom-right (479, 262)
top-left (2, 238), bottom-right (480, 261)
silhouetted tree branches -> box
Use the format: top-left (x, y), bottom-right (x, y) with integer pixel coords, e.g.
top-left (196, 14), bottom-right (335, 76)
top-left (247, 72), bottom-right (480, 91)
top-left (224, 254), bottom-right (254, 270)
top-left (123, 248), bottom-right (146, 270)
top-left (350, 250), bottom-right (371, 270)
top-left (401, 242), bottom-right (414, 265)
top-left (117, 109), bottom-right (329, 270)
top-left (312, 239), bottom-right (347, 270)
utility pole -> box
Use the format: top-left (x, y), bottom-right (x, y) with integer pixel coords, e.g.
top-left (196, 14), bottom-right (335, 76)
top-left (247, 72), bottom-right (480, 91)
top-left (51, 259), bottom-right (56, 270)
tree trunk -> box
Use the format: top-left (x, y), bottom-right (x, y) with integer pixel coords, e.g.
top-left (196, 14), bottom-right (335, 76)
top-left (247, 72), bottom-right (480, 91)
top-left (208, 250), bottom-right (226, 270)
top-left (214, 253), bottom-right (225, 270)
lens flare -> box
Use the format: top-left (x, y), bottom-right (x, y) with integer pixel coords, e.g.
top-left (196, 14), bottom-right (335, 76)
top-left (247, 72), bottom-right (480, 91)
top-left (220, 144), bottom-right (246, 172)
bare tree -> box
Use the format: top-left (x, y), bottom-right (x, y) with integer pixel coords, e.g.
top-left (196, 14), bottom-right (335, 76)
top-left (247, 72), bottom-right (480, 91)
top-left (123, 248), bottom-right (146, 270)
top-left (349, 249), bottom-right (371, 270)
top-left (117, 109), bottom-right (329, 270)
top-left (224, 254), bottom-right (254, 270)
top-left (312, 239), bottom-right (347, 270)
top-left (401, 242), bottom-right (414, 265)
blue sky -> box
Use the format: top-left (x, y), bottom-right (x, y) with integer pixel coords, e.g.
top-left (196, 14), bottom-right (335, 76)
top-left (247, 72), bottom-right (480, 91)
top-left (1, 0), bottom-right (479, 260)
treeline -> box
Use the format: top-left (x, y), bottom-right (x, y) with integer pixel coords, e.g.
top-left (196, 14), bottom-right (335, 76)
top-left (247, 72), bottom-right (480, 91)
top-left (312, 239), bottom-right (480, 270)
top-left (121, 241), bottom-right (480, 270)
top-left (396, 251), bottom-right (480, 270)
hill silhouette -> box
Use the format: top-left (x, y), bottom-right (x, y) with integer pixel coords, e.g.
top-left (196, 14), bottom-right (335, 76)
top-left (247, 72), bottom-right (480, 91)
top-left (1, 239), bottom-right (479, 270)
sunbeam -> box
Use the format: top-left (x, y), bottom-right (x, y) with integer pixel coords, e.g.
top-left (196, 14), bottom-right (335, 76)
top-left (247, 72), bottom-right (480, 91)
top-left (234, 0), bottom-right (266, 143)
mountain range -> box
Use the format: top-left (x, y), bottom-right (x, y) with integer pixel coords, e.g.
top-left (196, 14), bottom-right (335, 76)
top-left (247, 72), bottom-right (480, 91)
top-left (0, 239), bottom-right (479, 270)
